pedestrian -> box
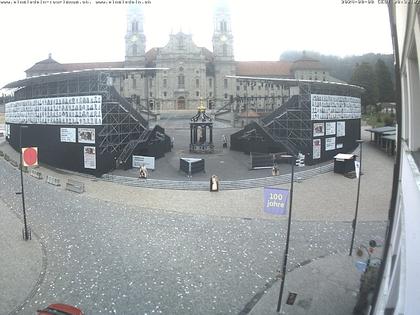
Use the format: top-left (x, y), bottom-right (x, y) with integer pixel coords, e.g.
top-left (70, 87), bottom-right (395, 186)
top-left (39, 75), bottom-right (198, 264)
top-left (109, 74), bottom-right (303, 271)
top-left (222, 134), bottom-right (228, 148)
top-left (139, 165), bottom-right (148, 179)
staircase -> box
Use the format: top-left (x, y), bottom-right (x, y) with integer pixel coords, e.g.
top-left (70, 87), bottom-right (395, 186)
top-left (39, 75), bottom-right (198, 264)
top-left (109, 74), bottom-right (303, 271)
top-left (116, 129), bottom-right (153, 166)
top-left (109, 86), bottom-right (148, 128)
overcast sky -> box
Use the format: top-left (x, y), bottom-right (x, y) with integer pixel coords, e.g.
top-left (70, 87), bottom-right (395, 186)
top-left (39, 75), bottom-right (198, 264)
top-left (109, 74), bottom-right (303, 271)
top-left (0, 0), bottom-right (393, 89)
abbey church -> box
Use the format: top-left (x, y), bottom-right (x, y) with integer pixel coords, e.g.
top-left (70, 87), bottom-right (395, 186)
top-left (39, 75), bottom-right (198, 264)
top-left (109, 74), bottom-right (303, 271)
top-left (25, 2), bottom-right (335, 112)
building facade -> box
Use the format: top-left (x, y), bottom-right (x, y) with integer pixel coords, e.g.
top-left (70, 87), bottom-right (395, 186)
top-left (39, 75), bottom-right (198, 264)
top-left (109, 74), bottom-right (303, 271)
top-left (25, 3), bottom-right (338, 113)
top-left (372, 4), bottom-right (420, 315)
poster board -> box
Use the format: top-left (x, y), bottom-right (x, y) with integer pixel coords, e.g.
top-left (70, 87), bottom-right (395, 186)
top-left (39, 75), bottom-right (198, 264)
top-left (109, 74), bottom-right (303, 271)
top-left (325, 137), bottom-right (336, 151)
top-left (132, 155), bottom-right (155, 170)
top-left (60, 128), bottom-right (76, 143)
top-left (78, 128), bottom-right (95, 144)
top-left (336, 121), bottom-right (346, 137)
top-left (313, 139), bottom-right (321, 159)
top-left (313, 123), bottom-right (324, 137)
top-left (83, 146), bottom-right (96, 169)
top-left (325, 122), bottom-right (336, 136)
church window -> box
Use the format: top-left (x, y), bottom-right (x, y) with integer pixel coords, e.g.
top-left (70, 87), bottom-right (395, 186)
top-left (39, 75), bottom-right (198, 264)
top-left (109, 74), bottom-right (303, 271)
top-left (209, 78), bottom-right (212, 88)
top-left (163, 91), bottom-right (167, 97)
top-left (178, 75), bottom-right (185, 89)
top-left (132, 78), bottom-right (136, 89)
top-left (196, 91), bottom-right (200, 97)
top-left (132, 21), bottom-right (138, 32)
top-left (223, 44), bottom-right (227, 56)
top-left (224, 93), bottom-right (228, 99)
top-left (220, 20), bottom-right (227, 32)
top-left (150, 92), bottom-right (153, 97)
top-left (132, 44), bottom-right (137, 56)
top-left (196, 78), bottom-right (199, 88)
top-left (224, 79), bottom-right (228, 89)
top-left (179, 66), bottom-right (184, 72)
top-left (163, 78), bottom-right (167, 88)
top-left (178, 36), bottom-right (184, 49)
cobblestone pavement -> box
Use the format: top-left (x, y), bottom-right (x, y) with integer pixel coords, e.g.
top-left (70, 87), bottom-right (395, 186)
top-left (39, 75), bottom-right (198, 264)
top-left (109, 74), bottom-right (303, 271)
top-left (0, 159), bottom-right (387, 315)
top-left (0, 120), bottom-right (394, 314)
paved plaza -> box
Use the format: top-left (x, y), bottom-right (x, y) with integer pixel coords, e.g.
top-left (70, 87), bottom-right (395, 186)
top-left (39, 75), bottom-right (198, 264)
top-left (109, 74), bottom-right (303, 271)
top-left (0, 117), bottom-right (394, 315)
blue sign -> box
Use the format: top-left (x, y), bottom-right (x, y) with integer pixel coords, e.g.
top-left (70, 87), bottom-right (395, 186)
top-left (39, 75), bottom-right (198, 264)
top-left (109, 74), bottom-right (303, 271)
top-left (264, 187), bottom-right (289, 215)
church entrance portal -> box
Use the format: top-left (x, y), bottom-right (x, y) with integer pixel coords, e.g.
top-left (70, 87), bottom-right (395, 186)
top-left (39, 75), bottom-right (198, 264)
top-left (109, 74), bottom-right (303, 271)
top-left (177, 97), bottom-right (186, 110)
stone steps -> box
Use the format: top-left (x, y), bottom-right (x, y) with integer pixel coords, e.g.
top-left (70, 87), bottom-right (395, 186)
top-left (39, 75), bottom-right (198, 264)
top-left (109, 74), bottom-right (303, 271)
top-left (101, 163), bottom-right (334, 191)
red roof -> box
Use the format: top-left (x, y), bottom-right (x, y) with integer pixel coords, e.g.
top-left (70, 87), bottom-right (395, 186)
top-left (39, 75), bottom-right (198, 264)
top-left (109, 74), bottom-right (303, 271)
top-left (62, 61), bottom-right (124, 71)
top-left (290, 57), bottom-right (327, 72)
top-left (236, 61), bottom-right (291, 77)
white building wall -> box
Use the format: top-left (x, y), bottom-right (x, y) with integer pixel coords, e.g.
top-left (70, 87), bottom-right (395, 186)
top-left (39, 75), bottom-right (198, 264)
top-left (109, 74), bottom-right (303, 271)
top-left (374, 4), bottom-right (420, 314)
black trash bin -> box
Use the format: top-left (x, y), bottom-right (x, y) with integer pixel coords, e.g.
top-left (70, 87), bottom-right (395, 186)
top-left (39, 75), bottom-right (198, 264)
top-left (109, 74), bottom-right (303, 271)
top-left (333, 153), bottom-right (356, 174)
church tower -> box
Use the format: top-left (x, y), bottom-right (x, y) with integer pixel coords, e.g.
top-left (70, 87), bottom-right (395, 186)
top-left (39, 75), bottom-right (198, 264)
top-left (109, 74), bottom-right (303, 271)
top-left (125, 5), bottom-right (146, 65)
top-left (212, 0), bottom-right (234, 61)
top-left (212, 0), bottom-right (236, 109)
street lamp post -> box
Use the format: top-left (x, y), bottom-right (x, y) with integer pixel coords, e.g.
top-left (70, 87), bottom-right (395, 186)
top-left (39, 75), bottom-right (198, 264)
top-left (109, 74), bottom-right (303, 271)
top-left (276, 154), bottom-right (296, 313)
top-left (349, 139), bottom-right (364, 256)
top-left (19, 125), bottom-right (30, 241)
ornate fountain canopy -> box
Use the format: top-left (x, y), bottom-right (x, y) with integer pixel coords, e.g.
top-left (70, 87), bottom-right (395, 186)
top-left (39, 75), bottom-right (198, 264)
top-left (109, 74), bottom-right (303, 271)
top-left (191, 99), bottom-right (212, 123)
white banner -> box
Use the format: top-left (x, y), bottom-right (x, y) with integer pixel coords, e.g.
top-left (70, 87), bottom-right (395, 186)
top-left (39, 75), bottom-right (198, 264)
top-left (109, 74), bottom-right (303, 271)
top-left (132, 155), bottom-right (155, 170)
top-left (325, 137), bottom-right (336, 151)
top-left (78, 128), bottom-right (95, 144)
top-left (336, 121), bottom-right (346, 137)
top-left (83, 146), bottom-right (96, 169)
top-left (313, 139), bottom-right (321, 159)
top-left (5, 95), bottom-right (102, 125)
top-left (60, 128), bottom-right (76, 143)
top-left (325, 122), bottom-right (336, 135)
top-left (311, 94), bottom-right (361, 120)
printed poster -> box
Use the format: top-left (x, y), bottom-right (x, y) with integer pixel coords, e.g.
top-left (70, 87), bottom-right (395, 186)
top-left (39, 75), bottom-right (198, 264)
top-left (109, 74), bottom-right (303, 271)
top-left (78, 128), bottom-right (95, 144)
top-left (263, 187), bottom-right (289, 215)
top-left (337, 121), bottom-right (346, 137)
top-left (313, 139), bottom-right (321, 159)
top-left (313, 122), bottom-right (324, 137)
top-left (325, 122), bottom-right (336, 136)
top-left (83, 146), bottom-right (96, 169)
top-left (60, 128), bottom-right (76, 143)
top-left (325, 137), bottom-right (336, 151)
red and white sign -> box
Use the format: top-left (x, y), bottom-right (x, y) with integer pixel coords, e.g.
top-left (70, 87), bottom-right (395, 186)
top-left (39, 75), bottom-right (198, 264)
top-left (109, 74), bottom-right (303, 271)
top-left (22, 147), bottom-right (38, 167)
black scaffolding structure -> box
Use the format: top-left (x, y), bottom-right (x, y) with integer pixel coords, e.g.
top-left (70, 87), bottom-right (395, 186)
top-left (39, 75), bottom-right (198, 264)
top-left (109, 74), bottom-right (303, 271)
top-left (229, 76), bottom-right (364, 164)
top-left (4, 69), bottom-right (170, 174)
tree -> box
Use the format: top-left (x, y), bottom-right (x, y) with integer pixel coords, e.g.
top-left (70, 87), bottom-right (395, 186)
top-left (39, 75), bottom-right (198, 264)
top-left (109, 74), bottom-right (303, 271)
top-left (350, 62), bottom-right (379, 113)
top-left (375, 58), bottom-right (395, 102)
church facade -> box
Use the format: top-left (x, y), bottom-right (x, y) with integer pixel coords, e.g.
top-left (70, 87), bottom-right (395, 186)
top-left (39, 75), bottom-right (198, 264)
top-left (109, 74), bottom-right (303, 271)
top-left (25, 3), bottom-right (337, 112)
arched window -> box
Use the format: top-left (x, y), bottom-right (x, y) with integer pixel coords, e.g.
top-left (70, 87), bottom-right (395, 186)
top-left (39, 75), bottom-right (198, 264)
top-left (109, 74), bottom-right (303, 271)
top-left (132, 44), bottom-right (137, 56)
top-left (178, 75), bottom-right (185, 89)
top-left (220, 20), bottom-right (227, 32)
top-left (132, 21), bottom-right (138, 32)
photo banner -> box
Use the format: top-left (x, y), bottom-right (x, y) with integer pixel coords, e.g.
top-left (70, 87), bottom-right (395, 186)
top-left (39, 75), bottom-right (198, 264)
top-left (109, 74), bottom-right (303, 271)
top-left (263, 187), bottom-right (289, 215)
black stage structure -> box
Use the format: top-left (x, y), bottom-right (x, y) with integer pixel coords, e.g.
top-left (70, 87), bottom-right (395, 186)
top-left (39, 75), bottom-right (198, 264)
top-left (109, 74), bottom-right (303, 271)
top-left (229, 76), bottom-right (364, 165)
top-left (3, 69), bottom-right (171, 176)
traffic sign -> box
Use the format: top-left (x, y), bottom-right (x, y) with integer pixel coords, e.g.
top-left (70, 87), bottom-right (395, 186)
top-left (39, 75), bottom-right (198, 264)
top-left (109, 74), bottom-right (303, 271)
top-left (22, 147), bottom-right (38, 167)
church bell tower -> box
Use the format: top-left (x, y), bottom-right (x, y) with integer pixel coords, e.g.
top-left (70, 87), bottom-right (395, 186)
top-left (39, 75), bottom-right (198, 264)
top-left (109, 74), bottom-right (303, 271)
top-left (125, 5), bottom-right (146, 65)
